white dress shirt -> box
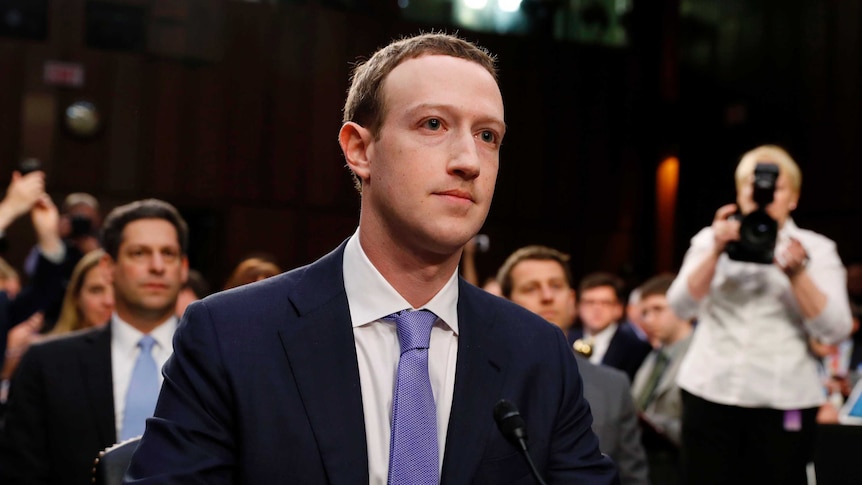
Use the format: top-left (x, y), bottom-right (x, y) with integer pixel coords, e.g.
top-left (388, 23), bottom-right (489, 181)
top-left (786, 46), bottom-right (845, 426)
top-left (586, 322), bottom-right (618, 365)
top-left (343, 231), bottom-right (459, 485)
top-left (111, 314), bottom-right (178, 441)
top-left (668, 219), bottom-right (852, 409)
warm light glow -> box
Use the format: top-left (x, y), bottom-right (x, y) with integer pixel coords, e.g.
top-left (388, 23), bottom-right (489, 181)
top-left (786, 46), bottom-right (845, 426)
top-left (498, 0), bottom-right (522, 12)
top-left (463, 0), bottom-right (488, 9)
top-left (656, 156), bottom-right (679, 272)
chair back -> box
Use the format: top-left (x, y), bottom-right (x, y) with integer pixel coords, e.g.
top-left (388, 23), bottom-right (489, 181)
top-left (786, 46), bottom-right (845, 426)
top-left (92, 436), bottom-right (142, 485)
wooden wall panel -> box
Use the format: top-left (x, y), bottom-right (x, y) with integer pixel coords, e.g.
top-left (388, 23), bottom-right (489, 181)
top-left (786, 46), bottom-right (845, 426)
top-left (0, 0), bottom-right (859, 286)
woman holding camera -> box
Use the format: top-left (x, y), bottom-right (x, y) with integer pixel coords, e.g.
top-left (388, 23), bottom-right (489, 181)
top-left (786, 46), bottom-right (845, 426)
top-left (667, 145), bottom-right (852, 485)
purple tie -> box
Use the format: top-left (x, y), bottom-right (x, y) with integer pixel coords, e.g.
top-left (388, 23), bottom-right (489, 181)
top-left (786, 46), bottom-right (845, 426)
top-left (385, 309), bottom-right (439, 485)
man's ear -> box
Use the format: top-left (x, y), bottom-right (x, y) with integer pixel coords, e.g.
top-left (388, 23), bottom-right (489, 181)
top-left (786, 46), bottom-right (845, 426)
top-left (339, 122), bottom-right (374, 185)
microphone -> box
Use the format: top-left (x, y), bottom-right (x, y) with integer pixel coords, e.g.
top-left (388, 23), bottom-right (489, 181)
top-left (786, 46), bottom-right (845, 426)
top-left (493, 399), bottom-right (548, 485)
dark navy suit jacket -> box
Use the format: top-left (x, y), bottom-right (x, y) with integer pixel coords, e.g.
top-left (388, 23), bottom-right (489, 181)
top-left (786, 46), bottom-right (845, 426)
top-left (0, 326), bottom-right (116, 485)
top-left (126, 243), bottom-right (619, 484)
top-left (568, 322), bottom-right (652, 382)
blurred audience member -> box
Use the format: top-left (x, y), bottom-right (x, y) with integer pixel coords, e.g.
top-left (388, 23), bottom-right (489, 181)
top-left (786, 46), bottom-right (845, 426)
top-left (570, 272), bottom-right (652, 381)
top-left (23, 193), bottom-right (101, 275)
top-left (176, 269), bottom-right (210, 317)
top-left (0, 169), bottom-right (46, 362)
top-left (631, 273), bottom-right (693, 485)
top-left (50, 249), bottom-right (113, 335)
top-left (667, 145), bottom-right (852, 485)
top-left (0, 199), bottom-right (189, 484)
top-left (12, 192), bottom-right (102, 332)
top-left (498, 245), bottom-right (649, 484)
top-left (223, 256), bottom-right (281, 290)
top-left (2, 250), bottom-right (114, 399)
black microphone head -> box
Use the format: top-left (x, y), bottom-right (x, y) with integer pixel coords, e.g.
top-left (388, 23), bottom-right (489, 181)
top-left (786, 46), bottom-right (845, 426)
top-left (493, 399), bottom-right (528, 445)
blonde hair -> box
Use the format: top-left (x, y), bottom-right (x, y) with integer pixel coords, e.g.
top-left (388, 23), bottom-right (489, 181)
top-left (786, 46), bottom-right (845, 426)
top-left (51, 249), bottom-right (108, 335)
top-left (735, 145), bottom-right (802, 194)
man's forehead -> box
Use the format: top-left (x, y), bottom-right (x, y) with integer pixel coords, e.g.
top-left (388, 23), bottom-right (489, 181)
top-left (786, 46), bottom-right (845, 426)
top-left (642, 294), bottom-right (668, 306)
top-left (513, 259), bottom-right (567, 279)
top-left (583, 286), bottom-right (618, 298)
top-left (120, 218), bottom-right (179, 245)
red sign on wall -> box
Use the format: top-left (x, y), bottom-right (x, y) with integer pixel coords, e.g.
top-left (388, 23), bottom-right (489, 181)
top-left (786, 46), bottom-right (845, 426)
top-left (43, 61), bottom-right (85, 88)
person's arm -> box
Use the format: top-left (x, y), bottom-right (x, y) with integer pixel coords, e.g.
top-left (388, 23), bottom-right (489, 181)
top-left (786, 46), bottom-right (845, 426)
top-left (30, 195), bottom-right (64, 262)
top-left (7, 197), bottom-right (68, 326)
top-left (0, 171), bottom-right (45, 233)
top-left (125, 301), bottom-right (236, 484)
top-left (1, 313), bottom-right (44, 381)
top-left (667, 205), bottom-right (739, 320)
top-left (686, 204), bottom-right (739, 300)
top-left (780, 236), bottom-right (852, 345)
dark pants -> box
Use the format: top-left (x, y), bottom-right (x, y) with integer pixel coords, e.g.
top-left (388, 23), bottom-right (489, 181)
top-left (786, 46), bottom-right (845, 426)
top-left (680, 390), bottom-right (817, 485)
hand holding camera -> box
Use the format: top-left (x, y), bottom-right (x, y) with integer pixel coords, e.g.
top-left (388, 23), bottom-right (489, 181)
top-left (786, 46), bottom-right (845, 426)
top-left (710, 203), bottom-right (742, 255)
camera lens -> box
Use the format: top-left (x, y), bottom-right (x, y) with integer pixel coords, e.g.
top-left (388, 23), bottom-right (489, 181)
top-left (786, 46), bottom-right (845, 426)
top-left (739, 211), bottom-right (777, 249)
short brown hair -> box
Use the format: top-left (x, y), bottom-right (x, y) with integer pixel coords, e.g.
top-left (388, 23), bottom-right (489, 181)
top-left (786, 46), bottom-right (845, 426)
top-left (578, 272), bottom-right (624, 302)
top-left (100, 199), bottom-right (188, 260)
top-left (638, 273), bottom-right (676, 300)
top-left (343, 32), bottom-right (497, 138)
top-left (496, 245), bottom-right (573, 298)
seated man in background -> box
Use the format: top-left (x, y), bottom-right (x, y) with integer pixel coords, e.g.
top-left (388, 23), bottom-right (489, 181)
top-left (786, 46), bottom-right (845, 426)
top-left (569, 272), bottom-right (652, 381)
top-left (498, 245), bottom-right (648, 484)
top-left (0, 199), bottom-right (189, 484)
top-left (631, 273), bottom-right (693, 485)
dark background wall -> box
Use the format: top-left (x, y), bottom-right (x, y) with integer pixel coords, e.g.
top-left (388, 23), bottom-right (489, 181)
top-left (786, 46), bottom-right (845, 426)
top-left (0, 0), bottom-right (859, 291)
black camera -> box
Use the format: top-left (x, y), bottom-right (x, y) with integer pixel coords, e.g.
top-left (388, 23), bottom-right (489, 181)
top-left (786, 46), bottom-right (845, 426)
top-left (725, 163), bottom-right (780, 264)
top-left (69, 214), bottom-right (94, 237)
top-left (18, 158), bottom-right (42, 175)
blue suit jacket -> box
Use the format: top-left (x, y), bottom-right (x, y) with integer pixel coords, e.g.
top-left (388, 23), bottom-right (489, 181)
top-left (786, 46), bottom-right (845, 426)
top-left (126, 243), bottom-right (618, 484)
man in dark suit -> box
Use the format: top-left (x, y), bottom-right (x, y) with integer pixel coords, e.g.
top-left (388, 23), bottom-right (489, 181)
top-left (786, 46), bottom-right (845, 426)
top-left (568, 272), bottom-right (652, 381)
top-left (126, 33), bottom-right (618, 484)
top-left (0, 199), bottom-right (189, 484)
top-left (497, 245), bottom-right (648, 484)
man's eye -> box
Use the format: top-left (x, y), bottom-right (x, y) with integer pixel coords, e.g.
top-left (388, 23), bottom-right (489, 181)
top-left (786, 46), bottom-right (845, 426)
top-left (424, 118), bottom-right (441, 130)
top-left (479, 130), bottom-right (496, 143)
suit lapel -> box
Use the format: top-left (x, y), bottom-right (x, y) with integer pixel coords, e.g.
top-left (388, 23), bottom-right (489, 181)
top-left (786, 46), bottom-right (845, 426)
top-left (278, 243), bottom-right (368, 483)
top-left (79, 326), bottom-right (116, 445)
top-left (441, 281), bottom-right (505, 484)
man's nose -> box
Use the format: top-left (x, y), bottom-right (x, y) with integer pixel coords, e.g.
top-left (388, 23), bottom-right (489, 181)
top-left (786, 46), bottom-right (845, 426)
top-left (149, 253), bottom-right (166, 273)
top-left (447, 130), bottom-right (481, 180)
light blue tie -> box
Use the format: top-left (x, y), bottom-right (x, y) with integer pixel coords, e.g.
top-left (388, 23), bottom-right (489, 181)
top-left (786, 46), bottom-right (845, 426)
top-left (120, 335), bottom-right (160, 440)
top-left (385, 309), bottom-right (439, 485)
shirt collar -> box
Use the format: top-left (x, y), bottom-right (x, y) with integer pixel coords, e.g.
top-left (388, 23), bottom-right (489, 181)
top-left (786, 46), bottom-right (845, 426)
top-left (780, 217), bottom-right (800, 237)
top-left (343, 230), bottom-right (459, 335)
top-left (111, 312), bottom-right (178, 354)
top-left (587, 321), bottom-right (618, 342)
